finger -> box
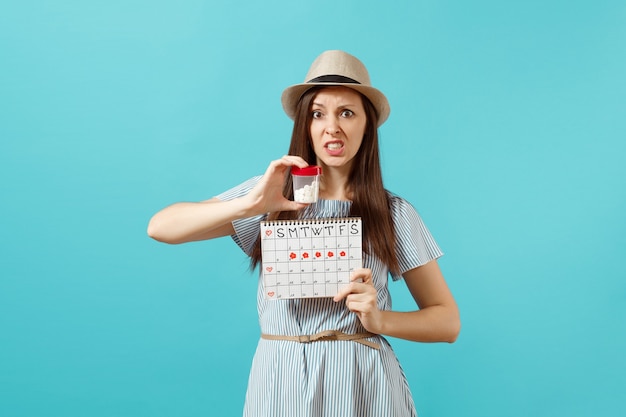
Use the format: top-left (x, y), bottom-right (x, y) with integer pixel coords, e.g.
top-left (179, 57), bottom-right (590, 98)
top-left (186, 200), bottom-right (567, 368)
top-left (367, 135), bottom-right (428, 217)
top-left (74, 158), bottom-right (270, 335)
top-left (350, 268), bottom-right (372, 284)
top-left (333, 281), bottom-right (372, 303)
top-left (279, 155), bottom-right (310, 169)
top-left (333, 281), bottom-right (363, 302)
top-left (333, 283), bottom-right (352, 302)
top-left (345, 297), bottom-right (376, 314)
top-left (279, 155), bottom-right (305, 164)
top-left (282, 200), bottom-right (310, 211)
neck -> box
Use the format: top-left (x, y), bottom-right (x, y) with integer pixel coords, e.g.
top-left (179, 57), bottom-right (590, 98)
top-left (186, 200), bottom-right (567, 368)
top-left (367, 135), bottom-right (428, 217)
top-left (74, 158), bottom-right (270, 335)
top-left (318, 165), bottom-right (351, 200)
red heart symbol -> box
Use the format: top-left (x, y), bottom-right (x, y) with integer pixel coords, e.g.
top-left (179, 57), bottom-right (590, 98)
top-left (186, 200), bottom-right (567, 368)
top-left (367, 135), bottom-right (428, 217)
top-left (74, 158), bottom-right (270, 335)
top-left (339, 251), bottom-right (346, 257)
top-left (265, 229), bottom-right (272, 236)
top-left (302, 252), bottom-right (309, 258)
top-left (327, 251), bottom-right (334, 258)
top-left (266, 266), bottom-right (273, 272)
top-left (267, 291), bottom-right (275, 297)
top-left (289, 252), bottom-right (297, 259)
top-left (315, 251), bottom-right (322, 258)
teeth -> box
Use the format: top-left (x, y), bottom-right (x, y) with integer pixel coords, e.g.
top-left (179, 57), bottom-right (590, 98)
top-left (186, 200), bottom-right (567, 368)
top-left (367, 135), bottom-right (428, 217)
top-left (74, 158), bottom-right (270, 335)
top-left (327, 143), bottom-right (342, 150)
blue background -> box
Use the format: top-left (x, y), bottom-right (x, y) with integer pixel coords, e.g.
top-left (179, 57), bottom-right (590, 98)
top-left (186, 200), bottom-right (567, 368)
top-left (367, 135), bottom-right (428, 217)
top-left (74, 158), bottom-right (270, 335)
top-left (1, 1), bottom-right (625, 416)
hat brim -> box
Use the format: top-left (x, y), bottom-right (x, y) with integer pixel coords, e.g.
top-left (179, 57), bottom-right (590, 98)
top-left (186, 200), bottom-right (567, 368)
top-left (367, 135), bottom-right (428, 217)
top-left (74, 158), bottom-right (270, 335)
top-left (281, 83), bottom-right (390, 127)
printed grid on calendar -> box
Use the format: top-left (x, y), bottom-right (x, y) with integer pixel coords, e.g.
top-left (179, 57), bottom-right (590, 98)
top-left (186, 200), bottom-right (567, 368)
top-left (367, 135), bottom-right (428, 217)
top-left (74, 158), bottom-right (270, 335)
top-left (260, 218), bottom-right (362, 299)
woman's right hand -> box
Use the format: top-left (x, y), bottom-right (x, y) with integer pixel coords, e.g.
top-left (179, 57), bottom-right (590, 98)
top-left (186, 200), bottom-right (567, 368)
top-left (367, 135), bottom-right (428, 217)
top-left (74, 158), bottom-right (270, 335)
top-left (244, 155), bottom-right (311, 215)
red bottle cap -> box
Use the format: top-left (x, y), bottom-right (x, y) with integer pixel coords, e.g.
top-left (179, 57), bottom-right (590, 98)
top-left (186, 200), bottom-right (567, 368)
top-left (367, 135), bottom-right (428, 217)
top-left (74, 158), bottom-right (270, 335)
top-left (291, 165), bottom-right (322, 176)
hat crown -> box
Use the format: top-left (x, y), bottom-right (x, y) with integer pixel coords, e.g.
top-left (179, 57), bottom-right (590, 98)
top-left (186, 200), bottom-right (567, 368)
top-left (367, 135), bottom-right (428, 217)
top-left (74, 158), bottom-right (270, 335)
top-left (281, 50), bottom-right (390, 126)
top-left (303, 50), bottom-right (371, 86)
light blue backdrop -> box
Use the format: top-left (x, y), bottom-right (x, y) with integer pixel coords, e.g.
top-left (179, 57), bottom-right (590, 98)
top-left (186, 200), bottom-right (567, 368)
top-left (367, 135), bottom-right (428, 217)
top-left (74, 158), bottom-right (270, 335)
top-left (1, 1), bottom-right (624, 416)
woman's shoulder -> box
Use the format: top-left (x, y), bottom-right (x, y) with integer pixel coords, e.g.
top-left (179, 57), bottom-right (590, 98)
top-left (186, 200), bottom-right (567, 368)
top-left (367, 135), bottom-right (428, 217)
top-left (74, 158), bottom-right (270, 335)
top-left (216, 175), bottom-right (262, 200)
top-left (386, 190), bottom-right (417, 212)
top-left (234, 175), bottom-right (263, 190)
top-left (385, 190), bottom-right (428, 225)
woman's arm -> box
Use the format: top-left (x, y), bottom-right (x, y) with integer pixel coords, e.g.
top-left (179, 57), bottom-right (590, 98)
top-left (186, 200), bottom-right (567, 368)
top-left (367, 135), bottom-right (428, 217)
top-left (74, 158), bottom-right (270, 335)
top-left (147, 197), bottom-right (252, 244)
top-left (334, 260), bottom-right (461, 343)
top-left (147, 155), bottom-right (310, 244)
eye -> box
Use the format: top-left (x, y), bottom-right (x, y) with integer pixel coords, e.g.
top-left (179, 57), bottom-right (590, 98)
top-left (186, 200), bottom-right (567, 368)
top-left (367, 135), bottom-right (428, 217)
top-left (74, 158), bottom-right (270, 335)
top-left (340, 109), bottom-right (354, 118)
top-left (312, 110), bottom-right (323, 119)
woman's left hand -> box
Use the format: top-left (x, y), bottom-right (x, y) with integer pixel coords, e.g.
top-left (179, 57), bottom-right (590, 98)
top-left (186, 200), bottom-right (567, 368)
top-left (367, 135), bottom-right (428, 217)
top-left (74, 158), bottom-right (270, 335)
top-left (333, 268), bottom-right (383, 333)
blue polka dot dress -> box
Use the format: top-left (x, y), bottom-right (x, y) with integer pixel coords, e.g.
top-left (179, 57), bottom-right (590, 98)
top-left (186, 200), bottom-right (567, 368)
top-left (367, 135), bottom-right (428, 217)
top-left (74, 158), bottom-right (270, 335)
top-left (217, 177), bottom-right (443, 417)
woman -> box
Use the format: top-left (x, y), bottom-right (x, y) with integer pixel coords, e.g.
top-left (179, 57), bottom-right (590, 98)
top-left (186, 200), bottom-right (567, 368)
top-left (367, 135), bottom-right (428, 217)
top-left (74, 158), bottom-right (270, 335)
top-left (148, 50), bottom-right (460, 417)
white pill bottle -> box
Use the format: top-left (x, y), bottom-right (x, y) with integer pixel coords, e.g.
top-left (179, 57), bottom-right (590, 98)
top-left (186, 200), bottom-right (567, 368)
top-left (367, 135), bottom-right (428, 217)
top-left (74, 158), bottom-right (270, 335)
top-left (291, 165), bottom-right (322, 204)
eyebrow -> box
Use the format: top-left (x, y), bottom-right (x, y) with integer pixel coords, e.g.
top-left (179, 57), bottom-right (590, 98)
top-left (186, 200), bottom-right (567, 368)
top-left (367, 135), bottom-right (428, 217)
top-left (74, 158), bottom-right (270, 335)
top-left (312, 102), bottom-right (358, 108)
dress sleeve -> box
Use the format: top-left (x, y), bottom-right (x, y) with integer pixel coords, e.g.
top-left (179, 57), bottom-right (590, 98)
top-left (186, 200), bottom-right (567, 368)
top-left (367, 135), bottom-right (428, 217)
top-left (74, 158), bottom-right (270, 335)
top-left (389, 194), bottom-right (444, 280)
top-left (215, 176), bottom-right (264, 256)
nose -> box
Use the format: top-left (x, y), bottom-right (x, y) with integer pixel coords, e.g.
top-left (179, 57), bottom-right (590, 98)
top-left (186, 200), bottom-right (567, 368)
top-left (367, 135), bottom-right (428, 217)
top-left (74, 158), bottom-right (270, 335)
top-left (325, 118), bottom-right (340, 135)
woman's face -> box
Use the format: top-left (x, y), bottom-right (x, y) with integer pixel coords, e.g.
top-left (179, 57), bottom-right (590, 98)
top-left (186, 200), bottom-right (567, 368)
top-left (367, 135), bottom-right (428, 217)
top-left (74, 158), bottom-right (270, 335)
top-left (309, 87), bottom-right (367, 172)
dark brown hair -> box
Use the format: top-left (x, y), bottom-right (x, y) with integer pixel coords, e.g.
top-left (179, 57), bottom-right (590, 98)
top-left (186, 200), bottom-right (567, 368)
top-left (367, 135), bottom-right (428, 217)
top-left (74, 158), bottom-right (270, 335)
top-left (251, 87), bottom-right (400, 275)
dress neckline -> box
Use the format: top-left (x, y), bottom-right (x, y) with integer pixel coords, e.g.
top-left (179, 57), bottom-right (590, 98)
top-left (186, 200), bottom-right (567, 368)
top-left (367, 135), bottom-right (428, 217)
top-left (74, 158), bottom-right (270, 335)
top-left (302, 199), bottom-right (352, 219)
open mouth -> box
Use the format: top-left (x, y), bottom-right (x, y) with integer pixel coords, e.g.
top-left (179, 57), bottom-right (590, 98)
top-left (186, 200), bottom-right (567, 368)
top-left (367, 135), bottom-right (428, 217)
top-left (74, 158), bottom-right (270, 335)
top-left (326, 142), bottom-right (343, 150)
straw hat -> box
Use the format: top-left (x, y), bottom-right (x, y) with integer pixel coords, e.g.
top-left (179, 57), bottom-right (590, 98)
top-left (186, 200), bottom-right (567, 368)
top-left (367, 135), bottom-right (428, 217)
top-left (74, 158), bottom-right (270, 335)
top-left (281, 50), bottom-right (390, 127)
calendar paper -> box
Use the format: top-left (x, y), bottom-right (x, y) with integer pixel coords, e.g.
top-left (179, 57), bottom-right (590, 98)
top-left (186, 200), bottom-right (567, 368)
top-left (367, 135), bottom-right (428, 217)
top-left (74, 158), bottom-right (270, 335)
top-left (260, 218), bottom-right (362, 299)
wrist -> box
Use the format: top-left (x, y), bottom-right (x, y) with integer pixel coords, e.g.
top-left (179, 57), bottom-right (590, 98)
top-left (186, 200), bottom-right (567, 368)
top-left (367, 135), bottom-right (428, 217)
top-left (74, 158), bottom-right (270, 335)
top-left (365, 309), bottom-right (388, 336)
top-left (233, 194), bottom-right (265, 219)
